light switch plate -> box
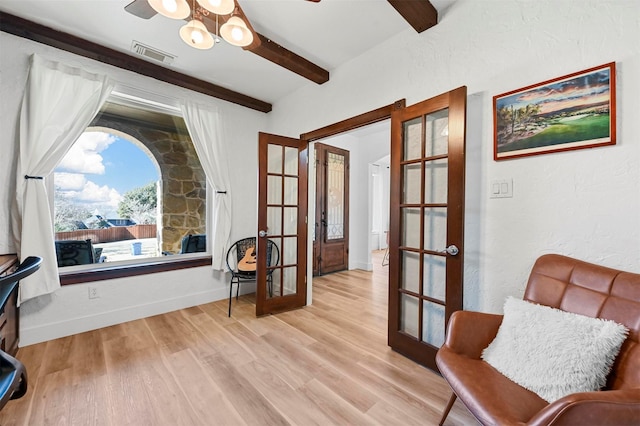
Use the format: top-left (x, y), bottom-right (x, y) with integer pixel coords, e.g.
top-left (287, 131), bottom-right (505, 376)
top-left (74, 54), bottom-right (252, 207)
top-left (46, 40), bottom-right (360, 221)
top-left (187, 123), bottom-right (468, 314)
top-left (490, 179), bottom-right (513, 198)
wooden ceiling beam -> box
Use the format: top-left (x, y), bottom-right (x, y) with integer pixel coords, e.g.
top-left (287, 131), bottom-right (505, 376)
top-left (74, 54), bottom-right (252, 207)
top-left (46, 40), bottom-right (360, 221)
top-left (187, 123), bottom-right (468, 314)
top-left (387, 0), bottom-right (438, 33)
top-left (251, 34), bottom-right (329, 85)
top-left (200, 5), bottom-right (329, 85)
top-left (0, 12), bottom-right (272, 113)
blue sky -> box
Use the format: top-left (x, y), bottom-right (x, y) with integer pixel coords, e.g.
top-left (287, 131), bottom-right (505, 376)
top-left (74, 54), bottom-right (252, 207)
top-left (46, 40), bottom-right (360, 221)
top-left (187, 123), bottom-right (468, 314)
top-left (91, 137), bottom-right (158, 193)
top-left (54, 131), bottom-right (158, 216)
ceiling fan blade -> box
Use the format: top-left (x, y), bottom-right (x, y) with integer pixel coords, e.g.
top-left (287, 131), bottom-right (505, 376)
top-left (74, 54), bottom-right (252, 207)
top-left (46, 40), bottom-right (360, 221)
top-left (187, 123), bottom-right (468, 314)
top-left (125, 0), bottom-right (157, 19)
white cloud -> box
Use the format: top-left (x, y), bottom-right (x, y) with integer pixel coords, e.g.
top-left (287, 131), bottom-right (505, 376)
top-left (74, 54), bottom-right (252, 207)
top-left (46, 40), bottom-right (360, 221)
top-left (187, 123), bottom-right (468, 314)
top-left (56, 131), bottom-right (116, 174)
top-left (75, 181), bottom-right (122, 208)
top-left (56, 175), bottom-right (122, 209)
top-left (54, 172), bottom-right (87, 191)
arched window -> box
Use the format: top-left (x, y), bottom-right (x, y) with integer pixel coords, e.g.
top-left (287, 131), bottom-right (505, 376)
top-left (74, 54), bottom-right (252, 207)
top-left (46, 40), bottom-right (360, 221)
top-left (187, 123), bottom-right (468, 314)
top-left (53, 100), bottom-right (208, 268)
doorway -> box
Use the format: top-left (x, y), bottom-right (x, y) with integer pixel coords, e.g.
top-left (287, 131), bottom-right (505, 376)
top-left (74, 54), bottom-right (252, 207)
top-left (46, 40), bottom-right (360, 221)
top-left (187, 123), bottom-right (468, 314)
top-left (310, 120), bottom-right (391, 276)
top-left (301, 89), bottom-right (467, 373)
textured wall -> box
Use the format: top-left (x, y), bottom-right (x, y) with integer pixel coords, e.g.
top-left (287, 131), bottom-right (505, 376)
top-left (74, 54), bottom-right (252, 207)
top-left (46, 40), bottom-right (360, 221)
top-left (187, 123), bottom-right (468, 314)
top-left (268, 0), bottom-right (640, 313)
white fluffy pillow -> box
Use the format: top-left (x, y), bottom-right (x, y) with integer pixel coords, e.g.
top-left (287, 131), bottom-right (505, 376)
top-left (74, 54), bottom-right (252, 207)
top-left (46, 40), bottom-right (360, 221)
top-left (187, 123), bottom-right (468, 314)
top-left (482, 297), bottom-right (628, 403)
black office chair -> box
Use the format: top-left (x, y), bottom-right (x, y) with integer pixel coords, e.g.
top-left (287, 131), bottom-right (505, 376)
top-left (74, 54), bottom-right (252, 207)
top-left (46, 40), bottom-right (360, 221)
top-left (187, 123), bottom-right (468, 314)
top-left (0, 256), bottom-right (42, 409)
top-left (54, 239), bottom-right (96, 266)
top-left (180, 234), bottom-right (206, 253)
top-left (225, 237), bottom-right (279, 317)
top-left (162, 234), bottom-right (206, 255)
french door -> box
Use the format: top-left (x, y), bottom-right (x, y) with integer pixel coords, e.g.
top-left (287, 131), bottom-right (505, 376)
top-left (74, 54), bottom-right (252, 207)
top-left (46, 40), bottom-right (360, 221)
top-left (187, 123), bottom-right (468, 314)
top-left (313, 143), bottom-right (350, 276)
top-left (256, 132), bottom-right (308, 316)
top-left (388, 87), bottom-right (467, 371)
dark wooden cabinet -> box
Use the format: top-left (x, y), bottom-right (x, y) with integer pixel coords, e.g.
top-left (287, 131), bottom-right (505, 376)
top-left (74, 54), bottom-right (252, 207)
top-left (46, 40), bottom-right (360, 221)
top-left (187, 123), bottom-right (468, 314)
top-left (0, 254), bottom-right (19, 356)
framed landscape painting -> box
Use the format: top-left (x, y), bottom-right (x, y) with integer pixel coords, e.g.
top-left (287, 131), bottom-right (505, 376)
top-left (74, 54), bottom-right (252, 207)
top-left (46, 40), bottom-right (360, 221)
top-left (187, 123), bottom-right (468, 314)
top-left (494, 62), bottom-right (616, 160)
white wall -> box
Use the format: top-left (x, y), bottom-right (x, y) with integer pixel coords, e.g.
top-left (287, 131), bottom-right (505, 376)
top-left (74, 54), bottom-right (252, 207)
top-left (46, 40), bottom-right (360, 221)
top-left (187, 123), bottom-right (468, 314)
top-left (268, 0), bottom-right (640, 313)
top-left (0, 32), bottom-right (267, 345)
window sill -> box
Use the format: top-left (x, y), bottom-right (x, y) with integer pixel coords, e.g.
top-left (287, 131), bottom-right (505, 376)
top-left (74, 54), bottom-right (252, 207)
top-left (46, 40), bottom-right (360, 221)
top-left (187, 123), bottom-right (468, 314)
top-left (59, 255), bottom-right (212, 285)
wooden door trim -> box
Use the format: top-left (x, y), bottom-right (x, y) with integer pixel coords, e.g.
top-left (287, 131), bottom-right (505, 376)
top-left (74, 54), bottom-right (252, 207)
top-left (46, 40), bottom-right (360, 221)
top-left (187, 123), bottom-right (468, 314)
top-left (301, 100), bottom-right (406, 142)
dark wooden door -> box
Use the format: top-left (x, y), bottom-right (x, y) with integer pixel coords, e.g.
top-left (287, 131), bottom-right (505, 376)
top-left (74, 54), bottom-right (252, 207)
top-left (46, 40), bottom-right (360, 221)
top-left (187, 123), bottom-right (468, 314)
top-left (313, 143), bottom-right (350, 276)
top-left (256, 132), bottom-right (308, 316)
top-left (388, 87), bottom-right (467, 371)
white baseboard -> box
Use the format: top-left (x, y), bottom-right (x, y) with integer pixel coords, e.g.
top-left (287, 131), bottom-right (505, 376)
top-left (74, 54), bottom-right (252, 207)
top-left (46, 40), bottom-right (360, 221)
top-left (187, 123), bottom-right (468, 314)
top-left (351, 262), bottom-right (373, 271)
top-left (20, 285), bottom-right (249, 347)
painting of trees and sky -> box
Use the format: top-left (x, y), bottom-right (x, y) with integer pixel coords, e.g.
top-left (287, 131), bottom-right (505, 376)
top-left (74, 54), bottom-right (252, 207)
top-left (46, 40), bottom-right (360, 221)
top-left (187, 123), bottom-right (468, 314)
top-left (494, 63), bottom-right (615, 160)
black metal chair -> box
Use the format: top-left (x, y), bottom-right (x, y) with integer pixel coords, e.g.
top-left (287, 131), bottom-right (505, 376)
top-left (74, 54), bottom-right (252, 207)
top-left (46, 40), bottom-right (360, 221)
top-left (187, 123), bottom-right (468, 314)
top-left (54, 239), bottom-right (96, 266)
top-left (0, 256), bottom-right (42, 409)
top-left (225, 237), bottom-right (279, 317)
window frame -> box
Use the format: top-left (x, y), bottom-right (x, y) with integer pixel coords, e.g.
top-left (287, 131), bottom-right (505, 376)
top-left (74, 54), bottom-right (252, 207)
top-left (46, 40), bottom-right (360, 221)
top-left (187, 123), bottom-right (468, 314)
top-left (53, 87), bottom-right (214, 285)
top-left (59, 254), bottom-right (212, 285)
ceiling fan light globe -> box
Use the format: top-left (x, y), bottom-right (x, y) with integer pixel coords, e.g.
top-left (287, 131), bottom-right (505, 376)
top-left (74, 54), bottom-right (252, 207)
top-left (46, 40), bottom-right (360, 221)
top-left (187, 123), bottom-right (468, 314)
top-left (220, 16), bottom-right (253, 47)
top-left (191, 29), bottom-right (204, 44)
top-left (196, 0), bottom-right (235, 15)
top-left (162, 0), bottom-right (177, 12)
top-left (148, 0), bottom-right (190, 19)
top-left (231, 27), bottom-right (243, 41)
top-left (179, 19), bottom-right (214, 49)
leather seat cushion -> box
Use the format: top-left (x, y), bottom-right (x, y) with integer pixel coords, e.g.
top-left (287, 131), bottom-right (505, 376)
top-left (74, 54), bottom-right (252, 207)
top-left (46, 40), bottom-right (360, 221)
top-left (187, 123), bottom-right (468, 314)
top-left (437, 346), bottom-right (548, 425)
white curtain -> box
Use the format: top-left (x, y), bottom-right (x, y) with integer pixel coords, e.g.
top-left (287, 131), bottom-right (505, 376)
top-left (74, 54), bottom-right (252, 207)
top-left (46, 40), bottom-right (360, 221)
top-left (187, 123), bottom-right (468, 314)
top-left (181, 102), bottom-right (232, 270)
top-left (14, 54), bottom-right (113, 303)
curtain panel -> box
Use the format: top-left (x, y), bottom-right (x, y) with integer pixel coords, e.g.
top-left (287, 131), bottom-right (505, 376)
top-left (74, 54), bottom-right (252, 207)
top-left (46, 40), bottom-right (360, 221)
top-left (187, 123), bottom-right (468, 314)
top-left (181, 102), bottom-right (232, 270)
top-left (14, 54), bottom-right (113, 304)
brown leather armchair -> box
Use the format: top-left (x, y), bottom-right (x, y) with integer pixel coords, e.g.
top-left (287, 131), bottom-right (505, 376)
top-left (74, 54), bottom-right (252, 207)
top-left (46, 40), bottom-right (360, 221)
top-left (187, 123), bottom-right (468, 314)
top-left (436, 254), bottom-right (640, 425)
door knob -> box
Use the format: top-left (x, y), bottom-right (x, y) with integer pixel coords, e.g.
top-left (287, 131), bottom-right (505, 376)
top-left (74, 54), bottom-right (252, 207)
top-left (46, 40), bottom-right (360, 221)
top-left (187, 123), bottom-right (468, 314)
top-left (442, 245), bottom-right (459, 256)
top-left (258, 230), bottom-right (268, 238)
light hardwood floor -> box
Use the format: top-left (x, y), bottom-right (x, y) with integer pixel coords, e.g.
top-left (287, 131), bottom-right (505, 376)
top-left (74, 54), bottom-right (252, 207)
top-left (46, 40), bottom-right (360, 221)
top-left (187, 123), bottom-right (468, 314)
top-left (1, 251), bottom-right (476, 425)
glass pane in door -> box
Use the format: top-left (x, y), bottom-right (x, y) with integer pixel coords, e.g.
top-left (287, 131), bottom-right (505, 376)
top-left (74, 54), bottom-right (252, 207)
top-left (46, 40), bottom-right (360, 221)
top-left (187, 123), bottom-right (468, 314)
top-left (422, 301), bottom-right (445, 347)
top-left (401, 207), bottom-right (420, 248)
top-left (403, 117), bottom-right (423, 161)
top-left (424, 159), bottom-right (448, 204)
top-left (401, 251), bottom-right (420, 293)
top-left (267, 207), bottom-right (282, 236)
top-left (400, 294), bottom-right (419, 338)
top-left (423, 207), bottom-right (447, 252)
top-left (425, 109), bottom-right (449, 157)
top-left (402, 163), bottom-right (421, 204)
top-left (422, 254), bottom-right (446, 300)
top-left (326, 151), bottom-right (345, 240)
top-left (268, 144), bottom-right (283, 173)
top-left (284, 146), bottom-right (298, 175)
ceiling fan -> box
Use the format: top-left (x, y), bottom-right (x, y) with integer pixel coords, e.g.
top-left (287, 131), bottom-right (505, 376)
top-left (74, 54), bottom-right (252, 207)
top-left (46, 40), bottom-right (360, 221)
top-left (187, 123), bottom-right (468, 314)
top-left (125, 0), bottom-right (320, 50)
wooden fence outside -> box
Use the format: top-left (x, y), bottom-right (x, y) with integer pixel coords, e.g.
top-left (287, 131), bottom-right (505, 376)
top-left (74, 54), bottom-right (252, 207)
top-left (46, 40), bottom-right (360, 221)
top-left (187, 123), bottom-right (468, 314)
top-left (55, 224), bottom-right (157, 244)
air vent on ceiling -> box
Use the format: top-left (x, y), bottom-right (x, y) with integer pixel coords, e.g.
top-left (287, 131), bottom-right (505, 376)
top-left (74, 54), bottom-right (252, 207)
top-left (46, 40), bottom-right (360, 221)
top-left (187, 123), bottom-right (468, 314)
top-left (131, 41), bottom-right (175, 65)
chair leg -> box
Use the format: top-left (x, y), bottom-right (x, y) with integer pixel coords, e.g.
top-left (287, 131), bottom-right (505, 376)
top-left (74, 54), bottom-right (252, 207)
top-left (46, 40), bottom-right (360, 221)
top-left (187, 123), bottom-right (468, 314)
top-left (228, 277), bottom-right (235, 317)
top-left (439, 392), bottom-right (457, 426)
top-left (236, 280), bottom-right (241, 300)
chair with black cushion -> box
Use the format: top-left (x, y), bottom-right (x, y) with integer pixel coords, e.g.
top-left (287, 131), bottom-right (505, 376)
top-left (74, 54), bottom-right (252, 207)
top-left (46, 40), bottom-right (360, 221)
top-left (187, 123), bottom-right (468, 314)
top-left (180, 234), bottom-right (206, 254)
top-left (162, 234), bottom-right (207, 255)
top-left (55, 239), bottom-right (96, 267)
top-left (226, 237), bottom-right (280, 317)
top-left (0, 256), bottom-right (42, 409)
